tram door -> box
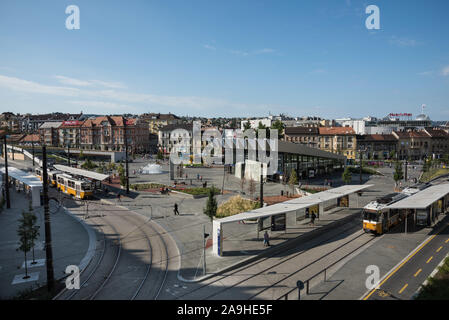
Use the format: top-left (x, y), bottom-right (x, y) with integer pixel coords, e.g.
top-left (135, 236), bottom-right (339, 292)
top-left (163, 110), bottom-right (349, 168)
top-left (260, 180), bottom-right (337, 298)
top-left (271, 214), bottom-right (286, 231)
top-left (76, 184), bottom-right (81, 198)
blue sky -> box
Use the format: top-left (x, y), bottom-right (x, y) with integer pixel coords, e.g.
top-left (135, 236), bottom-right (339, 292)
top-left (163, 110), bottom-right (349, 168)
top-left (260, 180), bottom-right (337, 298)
top-left (0, 0), bottom-right (448, 119)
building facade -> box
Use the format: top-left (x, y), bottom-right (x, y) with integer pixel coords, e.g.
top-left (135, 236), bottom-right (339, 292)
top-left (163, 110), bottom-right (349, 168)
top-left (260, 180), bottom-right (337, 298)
top-left (318, 127), bottom-right (357, 160)
top-left (80, 116), bottom-right (150, 153)
top-left (38, 122), bottom-right (62, 147)
top-left (356, 134), bottom-right (397, 160)
top-left (284, 127), bottom-right (320, 148)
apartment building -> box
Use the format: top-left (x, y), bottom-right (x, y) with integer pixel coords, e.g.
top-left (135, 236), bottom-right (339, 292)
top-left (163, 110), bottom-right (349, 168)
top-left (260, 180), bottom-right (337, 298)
top-left (140, 113), bottom-right (181, 134)
top-left (80, 116), bottom-right (149, 153)
top-left (284, 127), bottom-right (320, 148)
top-left (318, 127), bottom-right (357, 160)
top-left (356, 134), bottom-right (397, 160)
top-left (38, 122), bottom-right (62, 147)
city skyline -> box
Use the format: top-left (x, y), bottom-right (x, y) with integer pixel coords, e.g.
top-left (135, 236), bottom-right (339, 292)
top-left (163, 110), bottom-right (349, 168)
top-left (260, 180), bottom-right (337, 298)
top-left (1, 0), bottom-right (449, 119)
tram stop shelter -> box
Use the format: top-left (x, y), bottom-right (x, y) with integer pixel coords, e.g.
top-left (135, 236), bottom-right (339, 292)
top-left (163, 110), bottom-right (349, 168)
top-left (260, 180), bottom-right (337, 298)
top-left (0, 167), bottom-right (43, 208)
top-left (53, 164), bottom-right (109, 182)
top-left (386, 183), bottom-right (449, 228)
top-left (212, 184), bottom-right (373, 256)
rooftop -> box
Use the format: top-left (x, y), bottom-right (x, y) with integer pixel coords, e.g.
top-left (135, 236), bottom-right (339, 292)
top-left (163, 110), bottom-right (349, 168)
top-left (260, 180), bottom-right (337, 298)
top-left (319, 127), bottom-right (355, 135)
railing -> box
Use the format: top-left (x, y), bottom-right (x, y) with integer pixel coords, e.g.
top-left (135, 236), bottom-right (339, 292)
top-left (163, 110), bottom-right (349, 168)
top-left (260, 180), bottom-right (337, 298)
top-left (278, 236), bottom-right (373, 300)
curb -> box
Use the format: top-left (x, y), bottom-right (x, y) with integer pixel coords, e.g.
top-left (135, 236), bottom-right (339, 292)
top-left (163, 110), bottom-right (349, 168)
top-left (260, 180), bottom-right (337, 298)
top-left (52, 205), bottom-right (98, 300)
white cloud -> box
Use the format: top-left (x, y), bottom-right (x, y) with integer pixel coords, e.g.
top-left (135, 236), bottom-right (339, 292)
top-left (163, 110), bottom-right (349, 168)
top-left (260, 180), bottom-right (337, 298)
top-left (0, 75), bottom-right (81, 96)
top-left (0, 73), bottom-right (273, 115)
top-left (442, 65), bottom-right (449, 76)
top-left (310, 69), bottom-right (327, 74)
top-left (417, 71), bottom-right (433, 76)
top-left (389, 36), bottom-right (421, 47)
top-left (54, 75), bottom-right (126, 89)
top-left (203, 44), bottom-right (216, 50)
top-left (229, 48), bottom-right (276, 57)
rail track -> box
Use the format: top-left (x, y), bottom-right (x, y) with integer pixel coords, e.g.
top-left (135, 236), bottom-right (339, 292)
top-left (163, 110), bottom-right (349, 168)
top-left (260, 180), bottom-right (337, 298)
top-left (54, 195), bottom-right (170, 300)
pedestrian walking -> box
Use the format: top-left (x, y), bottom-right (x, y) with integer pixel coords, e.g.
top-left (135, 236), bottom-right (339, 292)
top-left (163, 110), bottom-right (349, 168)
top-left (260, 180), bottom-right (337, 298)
top-left (310, 212), bottom-right (316, 226)
top-left (117, 192), bottom-right (122, 203)
top-left (263, 231), bottom-right (270, 247)
top-left (174, 203), bottom-right (180, 215)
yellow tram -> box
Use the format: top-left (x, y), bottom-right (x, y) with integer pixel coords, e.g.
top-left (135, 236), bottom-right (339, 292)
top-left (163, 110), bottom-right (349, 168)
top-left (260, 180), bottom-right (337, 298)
top-left (362, 193), bottom-right (411, 235)
top-left (56, 173), bottom-right (94, 199)
top-left (35, 168), bottom-right (61, 187)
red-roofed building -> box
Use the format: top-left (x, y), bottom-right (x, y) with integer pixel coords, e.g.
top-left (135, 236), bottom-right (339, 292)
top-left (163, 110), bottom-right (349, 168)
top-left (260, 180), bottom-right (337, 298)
top-left (424, 128), bottom-right (449, 158)
top-left (318, 127), bottom-right (357, 160)
top-left (20, 134), bottom-right (41, 146)
top-left (80, 116), bottom-right (149, 153)
top-left (392, 130), bottom-right (432, 160)
top-left (357, 134), bottom-right (397, 160)
top-left (59, 120), bottom-right (85, 148)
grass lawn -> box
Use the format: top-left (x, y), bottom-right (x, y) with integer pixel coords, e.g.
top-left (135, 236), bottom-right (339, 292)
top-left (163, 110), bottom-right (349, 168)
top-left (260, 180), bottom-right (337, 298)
top-left (420, 168), bottom-right (449, 182)
top-left (416, 256), bottom-right (449, 300)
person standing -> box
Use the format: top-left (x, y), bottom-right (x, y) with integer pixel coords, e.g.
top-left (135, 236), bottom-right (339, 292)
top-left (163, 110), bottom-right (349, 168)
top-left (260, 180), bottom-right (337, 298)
top-left (310, 212), bottom-right (316, 226)
top-left (263, 231), bottom-right (270, 247)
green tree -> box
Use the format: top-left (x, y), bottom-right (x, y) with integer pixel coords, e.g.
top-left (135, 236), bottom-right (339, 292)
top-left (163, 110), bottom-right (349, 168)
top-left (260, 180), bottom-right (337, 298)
top-left (203, 188), bottom-right (217, 222)
top-left (17, 210), bottom-right (39, 278)
top-left (393, 161), bottom-right (403, 184)
top-left (389, 150), bottom-right (396, 160)
top-left (243, 121), bottom-right (252, 131)
top-left (271, 120), bottom-right (285, 139)
top-left (117, 163), bottom-right (126, 186)
top-left (257, 121), bottom-right (267, 130)
top-left (79, 150), bottom-right (84, 160)
top-left (288, 169), bottom-right (298, 194)
top-left (248, 178), bottom-right (256, 199)
top-left (342, 166), bottom-right (352, 185)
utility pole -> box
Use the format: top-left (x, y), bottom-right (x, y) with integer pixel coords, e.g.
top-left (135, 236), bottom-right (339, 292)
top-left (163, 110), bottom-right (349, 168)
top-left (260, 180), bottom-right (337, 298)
top-left (42, 146), bottom-right (55, 292)
top-left (359, 150), bottom-right (363, 184)
top-left (260, 162), bottom-right (264, 208)
top-left (67, 143), bottom-right (70, 166)
top-left (3, 136), bottom-right (11, 209)
top-left (203, 225), bottom-right (207, 276)
top-left (124, 117), bottom-right (129, 194)
top-left (32, 140), bottom-right (35, 167)
top-left (404, 159), bottom-right (408, 183)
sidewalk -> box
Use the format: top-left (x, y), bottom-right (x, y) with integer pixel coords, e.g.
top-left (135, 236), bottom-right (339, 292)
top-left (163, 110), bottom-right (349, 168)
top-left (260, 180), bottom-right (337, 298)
top-left (0, 189), bottom-right (93, 299)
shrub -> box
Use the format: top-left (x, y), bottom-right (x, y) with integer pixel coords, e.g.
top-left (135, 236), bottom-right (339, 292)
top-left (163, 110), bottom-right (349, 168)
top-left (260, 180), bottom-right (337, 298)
top-left (178, 186), bottom-right (220, 196)
top-left (216, 196), bottom-right (261, 218)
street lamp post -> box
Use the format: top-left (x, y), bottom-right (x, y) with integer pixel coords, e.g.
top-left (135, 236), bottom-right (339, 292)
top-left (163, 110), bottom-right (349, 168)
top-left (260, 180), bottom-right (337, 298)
top-left (2, 135), bottom-right (11, 209)
top-left (123, 117), bottom-right (129, 195)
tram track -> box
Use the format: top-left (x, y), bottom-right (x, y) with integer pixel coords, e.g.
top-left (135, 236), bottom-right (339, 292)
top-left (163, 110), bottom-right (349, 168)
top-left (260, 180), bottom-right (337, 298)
top-left (177, 217), bottom-right (375, 300)
top-left (54, 195), bottom-right (170, 300)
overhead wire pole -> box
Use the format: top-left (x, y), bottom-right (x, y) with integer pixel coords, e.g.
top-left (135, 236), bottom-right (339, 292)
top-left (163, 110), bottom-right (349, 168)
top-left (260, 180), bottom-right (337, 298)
top-left (3, 135), bottom-right (11, 209)
top-left (32, 140), bottom-right (35, 167)
top-left (359, 150), bottom-right (363, 184)
top-left (260, 162), bottom-right (264, 208)
top-left (67, 143), bottom-right (70, 166)
top-left (124, 116), bottom-right (129, 195)
top-left (42, 145), bottom-right (55, 292)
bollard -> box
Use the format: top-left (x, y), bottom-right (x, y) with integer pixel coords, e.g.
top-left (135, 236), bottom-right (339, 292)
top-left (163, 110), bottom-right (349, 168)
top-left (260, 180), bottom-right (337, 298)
top-left (297, 280), bottom-right (304, 300)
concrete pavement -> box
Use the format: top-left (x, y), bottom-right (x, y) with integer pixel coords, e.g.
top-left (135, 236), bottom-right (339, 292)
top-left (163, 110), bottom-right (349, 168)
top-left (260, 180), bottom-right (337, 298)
top-left (0, 188), bottom-right (94, 299)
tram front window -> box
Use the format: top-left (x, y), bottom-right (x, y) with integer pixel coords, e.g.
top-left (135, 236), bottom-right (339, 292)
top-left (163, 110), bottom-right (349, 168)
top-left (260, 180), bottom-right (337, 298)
top-left (363, 211), bottom-right (378, 222)
top-left (81, 183), bottom-right (91, 191)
